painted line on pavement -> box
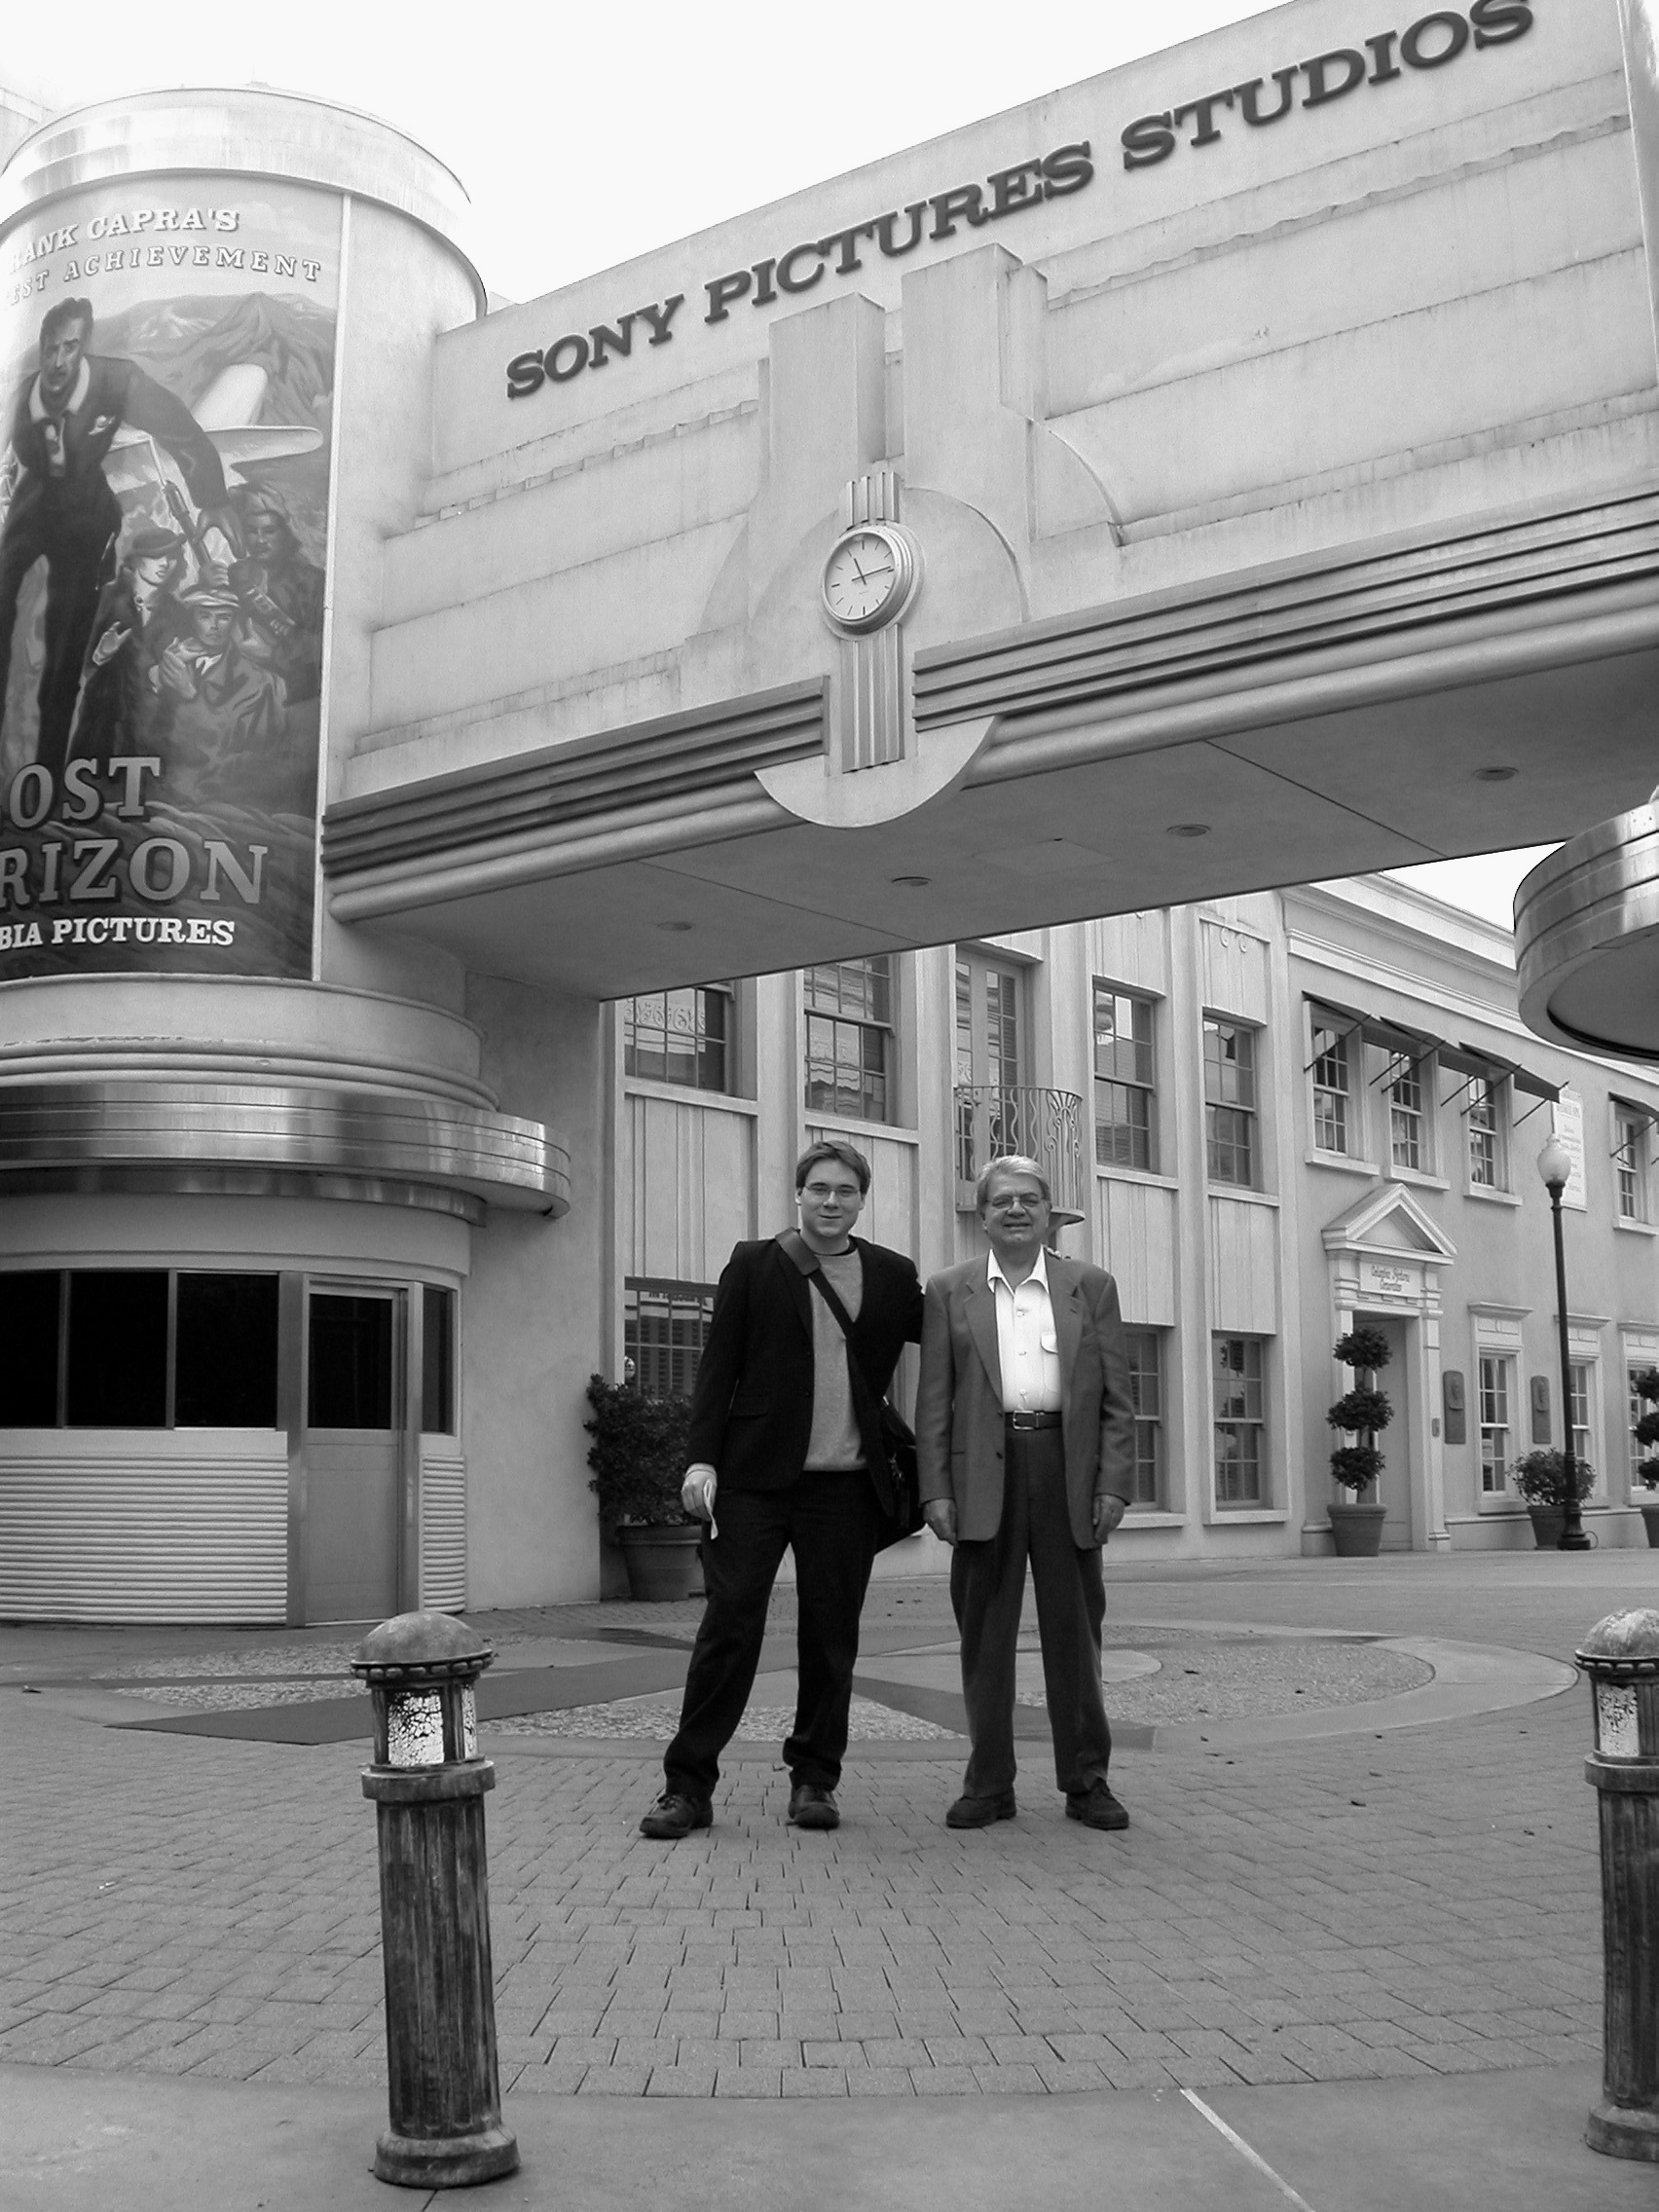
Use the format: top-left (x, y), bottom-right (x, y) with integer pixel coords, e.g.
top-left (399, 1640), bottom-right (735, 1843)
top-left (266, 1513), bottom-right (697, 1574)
top-left (1181, 2089), bottom-right (1319, 2211)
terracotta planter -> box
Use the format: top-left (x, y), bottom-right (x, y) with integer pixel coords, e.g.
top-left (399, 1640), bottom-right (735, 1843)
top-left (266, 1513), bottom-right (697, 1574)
top-left (1328, 1500), bottom-right (1386, 1557)
top-left (616, 1522), bottom-right (704, 1601)
top-left (1640, 1498), bottom-right (1659, 1549)
top-left (1527, 1503), bottom-right (1566, 1550)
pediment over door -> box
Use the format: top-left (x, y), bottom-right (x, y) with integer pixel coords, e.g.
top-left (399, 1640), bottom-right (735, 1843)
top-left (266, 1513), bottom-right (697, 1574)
top-left (1321, 1183), bottom-right (1457, 1263)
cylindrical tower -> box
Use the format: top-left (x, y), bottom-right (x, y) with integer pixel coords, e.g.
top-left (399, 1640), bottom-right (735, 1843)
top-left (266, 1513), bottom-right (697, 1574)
top-left (0, 92), bottom-right (569, 1626)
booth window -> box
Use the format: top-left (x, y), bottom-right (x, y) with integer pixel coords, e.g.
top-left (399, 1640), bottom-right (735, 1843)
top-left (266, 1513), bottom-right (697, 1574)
top-left (1212, 1335), bottom-right (1265, 1506)
top-left (1093, 984), bottom-right (1156, 1170)
top-left (1614, 1107), bottom-right (1648, 1221)
top-left (804, 956), bottom-right (893, 1123)
top-left (1479, 1354), bottom-right (1513, 1493)
top-left (423, 1285), bottom-right (456, 1434)
top-left (1466, 1080), bottom-right (1502, 1189)
top-left (1203, 1019), bottom-right (1257, 1187)
top-left (623, 985), bottom-right (733, 1092)
top-left (625, 1279), bottom-right (716, 1398)
top-left (1309, 1021), bottom-right (1352, 1156)
top-left (1124, 1329), bottom-right (1163, 1506)
top-left (0, 1270), bottom-right (278, 1428)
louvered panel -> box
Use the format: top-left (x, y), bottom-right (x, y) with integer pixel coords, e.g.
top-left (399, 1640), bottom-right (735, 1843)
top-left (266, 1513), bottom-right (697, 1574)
top-left (0, 1445), bottom-right (286, 1622)
top-left (1098, 1177), bottom-right (1177, 1327)
top-left (1207, 1198), bottom-right (1280, 1336)
top-left (420, 1453), bottom-right (467, 1612)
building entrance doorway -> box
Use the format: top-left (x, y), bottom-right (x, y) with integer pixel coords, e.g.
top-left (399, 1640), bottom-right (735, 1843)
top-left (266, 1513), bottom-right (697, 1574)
top-left (1358, 1312), bottom-right (1414, 1552)
top-left (301, 1283), bottom-right (406, 1623)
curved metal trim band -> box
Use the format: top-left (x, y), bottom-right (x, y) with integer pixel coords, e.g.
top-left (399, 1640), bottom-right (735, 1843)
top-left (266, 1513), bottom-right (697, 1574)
top-left (0, 89), bottom-right (484, 312)
top-left (1516, 805), bottom-right (1659, 1059)
top-left (0, 1164), bottom-right (487, 1223)
top-left (0, 1078), bottom-right (567, 1214)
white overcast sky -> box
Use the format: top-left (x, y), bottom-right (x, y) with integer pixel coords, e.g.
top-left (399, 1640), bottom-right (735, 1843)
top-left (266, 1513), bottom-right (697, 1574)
top-left (3, 0), bottom-right (1555, 930)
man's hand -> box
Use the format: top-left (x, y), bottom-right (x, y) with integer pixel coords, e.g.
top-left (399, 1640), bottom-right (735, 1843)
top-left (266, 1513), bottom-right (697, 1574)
top-left (923, 1499), bottom-right (957, 1547)
top-left (681, 1465), bottom-right (718, 1523)
top-left (1091, 1493), bottom-right (1127, 1544)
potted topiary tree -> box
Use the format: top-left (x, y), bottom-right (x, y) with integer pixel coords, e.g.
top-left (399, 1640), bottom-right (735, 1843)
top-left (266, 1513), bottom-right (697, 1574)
top-left (584, 1374), bottom-right (702, 1601)
top-left (1510, 1447), bottom-right (1595, 1550)
top-left (1326, 1326), bottom-right (1392, 1558)
top-left (1634, 1369), bottom-right (1659, 1548)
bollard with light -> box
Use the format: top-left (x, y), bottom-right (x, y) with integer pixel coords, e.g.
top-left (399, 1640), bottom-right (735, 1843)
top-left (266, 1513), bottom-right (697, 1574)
top-left (1578, 1608), bottom-right (1659, 2159)
top-left (351, 1611), bottom-right (518, 2190)
top-left (1535, 1134), bottom-right (1592, 1551)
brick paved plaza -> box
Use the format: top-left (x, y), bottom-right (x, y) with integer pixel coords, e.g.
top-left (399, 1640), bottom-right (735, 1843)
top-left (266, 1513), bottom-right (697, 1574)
top-left (0, 1551), bottom-right (1641, 2119)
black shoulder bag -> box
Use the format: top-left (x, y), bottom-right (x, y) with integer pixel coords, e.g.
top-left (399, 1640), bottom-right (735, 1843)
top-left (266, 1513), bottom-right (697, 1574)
top-left (778, 1231), bottom-right (923, 1549)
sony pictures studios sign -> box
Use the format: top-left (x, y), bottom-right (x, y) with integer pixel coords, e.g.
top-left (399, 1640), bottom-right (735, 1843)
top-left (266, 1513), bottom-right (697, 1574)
top-left (0, 179), bottom-right (339, 980)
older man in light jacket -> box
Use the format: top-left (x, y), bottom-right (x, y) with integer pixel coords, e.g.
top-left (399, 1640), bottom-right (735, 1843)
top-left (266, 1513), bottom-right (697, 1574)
top-left (916, 1155), bottom-right (1136, 1831)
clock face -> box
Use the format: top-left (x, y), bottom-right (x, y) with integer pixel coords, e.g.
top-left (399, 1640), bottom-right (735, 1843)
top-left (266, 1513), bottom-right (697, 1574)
top-left (822, 526), bottom-right (911, 633)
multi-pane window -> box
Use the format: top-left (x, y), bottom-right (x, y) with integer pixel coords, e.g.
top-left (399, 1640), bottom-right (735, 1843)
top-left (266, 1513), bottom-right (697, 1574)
top-left (1615, 1109), bottom-right (1648, 1222)
top-left (422, 1285), bottom-right (457, 1435)
top-left (1479, 1354), bottom-right (1512, 1493)
top-left (624, 985), bottom-right (733, 1091)
top-left (1631, 1365), bottom-right (1655, 1486)
top-left (805, 957), bottom-right (893, 1122)
top-left (0, 1270), bottom-right (279, 1428)
top-left (624, 1279), bottom-right (716, 1399)
top-left (1213, 1336), bottom-right (1265, 1506)
top-left (1124, 1330), bottom-right (1163, 1507)
top-left (1093, 985), bottom-right (1156, 1170)
top-left (1204, 1020), bottom-right (1257, 1187)
top-left (1388, 1057), bottom-right (1426, 1171)
top-left (1568, 1359), bottom-right (1593, 1478)
top-left (1467, 1081), bottom-right (1499, 1189)
top-left (1310, 1021), bottom-right (1351, 1156)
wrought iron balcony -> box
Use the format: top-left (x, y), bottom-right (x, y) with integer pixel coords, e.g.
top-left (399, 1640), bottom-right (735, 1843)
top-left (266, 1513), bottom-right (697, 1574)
top-left (952, 1086), bottom-right (1085, 1216)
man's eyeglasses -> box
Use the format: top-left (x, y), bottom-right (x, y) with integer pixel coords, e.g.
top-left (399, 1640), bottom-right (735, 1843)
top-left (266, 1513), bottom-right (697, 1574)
top-left (801, 1183), bottom-right (863, 1201)
top-left (984, 1191), bottom-right (1047, 1211)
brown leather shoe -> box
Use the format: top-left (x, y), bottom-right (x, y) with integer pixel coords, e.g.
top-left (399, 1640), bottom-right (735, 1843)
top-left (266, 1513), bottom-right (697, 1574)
top-left (788, 1782), bottom-right (840, 1829)
top-left (945, 1790), bottom-right (1016, 1828)
top-left (639, 1790), bottom-right (712, 1839)
top-left (1066, 1782), bottom-right (1129, 1830)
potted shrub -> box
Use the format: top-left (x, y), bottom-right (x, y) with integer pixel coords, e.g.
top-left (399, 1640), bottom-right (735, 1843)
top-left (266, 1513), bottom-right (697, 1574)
top-left (1325, 1327), bottom-right (1392, 1558)
top-left (1510, 1447), bottom-right (1595, 1550)
top-left (584, 1374), bottom-right (702, 1601)
top-left (1634, 1369), bottom-right (1659, 1548)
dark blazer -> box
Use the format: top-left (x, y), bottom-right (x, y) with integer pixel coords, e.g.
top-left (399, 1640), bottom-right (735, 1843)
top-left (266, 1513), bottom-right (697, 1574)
top-left (686, 1235), bottom-right (924, 1511)
top-left (5, 355), bottom-right (227, 535)
top-left (915, 1253), bottom-right (1136, 1548)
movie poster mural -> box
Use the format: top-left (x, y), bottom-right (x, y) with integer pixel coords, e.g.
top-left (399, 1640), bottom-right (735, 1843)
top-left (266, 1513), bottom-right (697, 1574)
top-left (0, 180), bottom-right (339, 979)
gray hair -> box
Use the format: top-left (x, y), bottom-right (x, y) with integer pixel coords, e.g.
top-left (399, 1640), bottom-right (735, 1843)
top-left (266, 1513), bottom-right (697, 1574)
top-left (975, 1155), bottom-right (1051, 1211)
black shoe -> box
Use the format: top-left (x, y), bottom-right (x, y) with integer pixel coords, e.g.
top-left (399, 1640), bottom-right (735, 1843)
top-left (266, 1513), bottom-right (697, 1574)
top-left (945, 1790), bottom-right (1016, 1828)
top-left (1066, 1782), bottom-right (1129, 1831)
top-left (639, 1790), bottom-right (712, 1839)
top-left (788, 1782), bottom-right (840, 1829)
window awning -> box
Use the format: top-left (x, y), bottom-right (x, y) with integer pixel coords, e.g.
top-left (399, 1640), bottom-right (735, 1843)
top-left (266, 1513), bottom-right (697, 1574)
top-left (1305, 998), bottom-right (1560, 1101)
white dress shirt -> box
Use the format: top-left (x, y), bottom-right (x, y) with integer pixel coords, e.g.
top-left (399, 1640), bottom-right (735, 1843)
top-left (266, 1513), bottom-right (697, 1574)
top-left (987, 1248), bottom-right (1062, 1413)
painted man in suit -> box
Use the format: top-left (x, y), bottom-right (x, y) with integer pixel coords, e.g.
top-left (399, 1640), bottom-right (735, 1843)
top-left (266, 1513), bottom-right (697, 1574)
top-left (916, 1155), bottom-right (1136, 1830)
top-left (0, 297), bottom-right (229, 778)
top-left (639, 1139), bottom-right (924, 1840)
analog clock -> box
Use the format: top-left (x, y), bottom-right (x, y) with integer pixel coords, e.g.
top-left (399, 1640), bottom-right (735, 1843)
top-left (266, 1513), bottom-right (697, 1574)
top-left (821, 523), bottom-right (917, 635)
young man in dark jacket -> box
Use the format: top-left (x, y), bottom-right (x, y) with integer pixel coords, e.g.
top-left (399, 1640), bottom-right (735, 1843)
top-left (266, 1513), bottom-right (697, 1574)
top-left (640, 1140), bottom-right (923, 1838)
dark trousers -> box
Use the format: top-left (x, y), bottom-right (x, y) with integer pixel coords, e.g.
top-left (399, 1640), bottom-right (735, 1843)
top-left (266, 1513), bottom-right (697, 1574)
top-left (664, 1468), bottom-right (881, 1800)
top-left (950, 1424), bottom-right (1112, 1798)
top-left (0, 498), bottom-right (117, 779)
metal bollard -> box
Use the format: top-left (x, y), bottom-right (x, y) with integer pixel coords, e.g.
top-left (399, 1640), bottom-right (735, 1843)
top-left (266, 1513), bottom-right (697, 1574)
top-left (1578, 1608), bottom-right (1659, 2161)
top-left (351, 1612), bottom-right (519, 2190)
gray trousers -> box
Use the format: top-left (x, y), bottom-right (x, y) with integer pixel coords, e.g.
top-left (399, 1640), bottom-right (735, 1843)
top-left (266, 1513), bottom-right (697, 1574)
top-left (949, 1422), bottom-right (1112, 1798)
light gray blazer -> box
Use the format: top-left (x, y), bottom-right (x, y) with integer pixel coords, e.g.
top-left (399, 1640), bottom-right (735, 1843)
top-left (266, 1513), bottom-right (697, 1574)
top-left (914, 1253), bottom-right (1136, 1546)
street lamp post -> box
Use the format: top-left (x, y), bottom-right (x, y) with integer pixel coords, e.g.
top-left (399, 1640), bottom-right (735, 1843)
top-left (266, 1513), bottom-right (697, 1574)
top-left (1537, 1135), bottom-right (1592, 1552)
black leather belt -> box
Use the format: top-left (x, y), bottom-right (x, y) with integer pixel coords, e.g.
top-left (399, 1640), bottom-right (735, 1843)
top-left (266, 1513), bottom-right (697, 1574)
top-left (1006, 1410), bottom-right (1061, 1430)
